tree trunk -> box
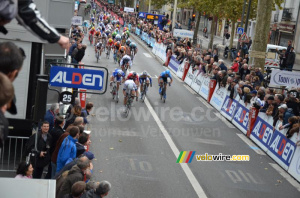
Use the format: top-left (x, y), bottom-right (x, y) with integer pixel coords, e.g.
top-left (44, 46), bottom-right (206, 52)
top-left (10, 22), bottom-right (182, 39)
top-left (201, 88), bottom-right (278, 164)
top-left (251, 0), bottom-right (273, 72)
top-left (208, 15), bottom-right (217, 49)
top-left (229, 21), bottom-right (236, 59)
top-left (193, 11), bottom-right (201, 45)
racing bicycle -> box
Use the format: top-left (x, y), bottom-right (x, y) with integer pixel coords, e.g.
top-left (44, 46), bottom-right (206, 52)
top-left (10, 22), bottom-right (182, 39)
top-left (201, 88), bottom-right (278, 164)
top-left (121, 63), bottom-right (129, 76)
top-left (111, 81), bottom-right (119, 103)
top-left (159, 82), bottom-right (171, 103)
top-left (140, 80), bottom-right (148, 102)
top-left (106, 45), bottom-right (111, 59)
top-left (89, 34), bottom-right (93, 45)
top-left (124, 94), bottom-right (136, 117)
top-left (130, 48), bottom-right (135, 62)
top-left (95, 48), bottom-right (100, 63)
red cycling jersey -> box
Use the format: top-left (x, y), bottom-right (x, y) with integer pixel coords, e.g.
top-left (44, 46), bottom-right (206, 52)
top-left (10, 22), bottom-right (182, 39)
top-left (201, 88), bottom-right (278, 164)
top-left (126, 73), bottom-right (139, 82)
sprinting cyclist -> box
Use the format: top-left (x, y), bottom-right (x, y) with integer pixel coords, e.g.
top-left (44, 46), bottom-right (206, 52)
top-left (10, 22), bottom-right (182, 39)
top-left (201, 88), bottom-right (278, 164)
top-left (120, 53), bottom-right (132, 73)
top-left (110, 68), bottom-right (125, 97)
top-left (89, 27), bottom-right (96, 44)
top-left (95, 40), bottom-right (103, 58)
top-left (107, 38), bottom-right (114, 51)
top-left (126, 71), bottom-right (139, 100)
top-left (129, 42), bottom-right (138, 60)
top-left (158, 69), bottom-right (173, 94)
top-left (139, 71), bottom-right (152, 98)
top-left (123, 79), bottom-right (137, 106)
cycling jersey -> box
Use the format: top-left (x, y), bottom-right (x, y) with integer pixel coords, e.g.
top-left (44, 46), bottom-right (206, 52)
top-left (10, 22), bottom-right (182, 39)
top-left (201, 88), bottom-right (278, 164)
top-left (114, 42), bottom-right (121, 50)
top-left (160, 70), bottom-right (172, 79)
top-left (127, 72), bottom-right (139, 82)
top-left (123, 80), bottom-right (137, 93)
top-left (112, 68), bottom-right (125, 81)
top-left (96, 42), bottom-right (102, 49)
top-left (130, 43), bottom-right (137, 49)
top-left (89, 29), bottom-right (96, 35)
top-left (139, 74), bottom-right (152, 85)
top-left (91, 17), bottom-right (95, 22)
top-left (119, 46), bottom-right (126, 53)
top-left (120, 55), bottom-right (132, 68)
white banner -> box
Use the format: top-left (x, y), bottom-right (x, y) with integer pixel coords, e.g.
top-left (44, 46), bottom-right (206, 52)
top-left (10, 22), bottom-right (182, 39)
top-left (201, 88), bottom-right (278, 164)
top-left (72, 16), bottom-right (83, 25)
top-left (288, 137), bottom-right (300, 183)
top-left (210, 84), bottom-right (228, 111)
top-left (184, 67), bottom-right (194, 86)
top-left (176, 62), bottom-right (184, 79)
top-left (198, 76), bottom-right (210, 100)
top-left (173, 29), bottom-right (194, 39)
top-left (124, 7), bottom-right (134, 12)
top-left (190, 73), bottom-right (204, 93)
top-left (270, 69), bottom-right (300, 87)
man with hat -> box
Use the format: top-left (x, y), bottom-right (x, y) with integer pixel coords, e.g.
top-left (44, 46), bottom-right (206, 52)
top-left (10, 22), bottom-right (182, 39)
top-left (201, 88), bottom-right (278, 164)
top-left (278, 104), bottom-right (294, 126)
top-left (260, 95), bottom-right (274, 113)
top-left (250, 90), bottom-right (257, 105)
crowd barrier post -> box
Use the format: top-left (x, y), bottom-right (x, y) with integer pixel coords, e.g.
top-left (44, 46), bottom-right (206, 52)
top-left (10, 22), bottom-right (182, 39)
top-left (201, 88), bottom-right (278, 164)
top-left (182, 59), bottom-right (190, 81)
top-left (207, 79), bottom-right (217, 102)
top-left (246, 107), bottom-right (259, 137)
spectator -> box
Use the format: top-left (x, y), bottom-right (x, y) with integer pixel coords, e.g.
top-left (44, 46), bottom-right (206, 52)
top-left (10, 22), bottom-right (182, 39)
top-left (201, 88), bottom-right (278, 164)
top-left (0, 0), bottom-right (69, 49)
top-left (58, 156), bottom-right (91, 198)
top-left (25, 121), bottom-right (52, 178)
top-left (260, 95), bottom-right (274, 113)
top-left (286, 47), bottom-right (295, 71)
top-left (211, 65), bottom-right (220, 80)
top-left (81, 102), bottom-right (94, 120)
top-left (230, 79), bottom-right (239, 99)
top-left (64, 181), bottom-right (86, 198)
top-left (255, 67), bottom-right (264, 82)
top-left (15, 161), bottom-right (33, 179)
top-left (86, 181), bottom-right (99, 191)
top-left (81, 181), bottom-right (111, 198)
top-left (69, 39), bottom-right (80, 56)
top-left (76, 133), bottom-right (89, 157)
top-left (250, 90), bottom-right (258, 105)
top-left (285, 93), bottom-right (300, 116)
top-left (218, 59), bottom-right (227, 71)
top-left (278, 104), bottom-right (295, 125)
top-left (49, 115), bottom-right (65, 178)
top-left (276, 48), bottom-right (287, 70)
top-left (218, 71), bottom-right (228, 88)
top-left (212, 49), bottom-right (218, 62)
top-left (239, 64), bottom-right (250, 80)
top-left (66, 97), bottom-right (80, 117)
top-left (65, 106), bottom-right (83, 130)
top-left (44, 103), bottom-right (60, 131)
top-left (231, 60), bottom-right (239, 72)
top-left (56, 126), bottom-right (80, 173)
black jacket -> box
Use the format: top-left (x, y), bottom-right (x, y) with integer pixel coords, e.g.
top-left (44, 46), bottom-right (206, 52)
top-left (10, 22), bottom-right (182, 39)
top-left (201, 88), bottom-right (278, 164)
top-left (49, 126), bottom-right (64, 155)
top-left (25, 131), bottom-right (52, 168)
top-left (81, 189), bottom-right (99, 198)
top-left (74, 48), bottom-right (86, 62)
top-left (286, 52), bottom-right (295, 65)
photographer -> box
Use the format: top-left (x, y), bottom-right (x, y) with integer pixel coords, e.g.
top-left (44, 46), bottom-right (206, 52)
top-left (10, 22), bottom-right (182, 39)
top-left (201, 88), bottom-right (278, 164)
top-left (25, 121), bottom-right (52, 178)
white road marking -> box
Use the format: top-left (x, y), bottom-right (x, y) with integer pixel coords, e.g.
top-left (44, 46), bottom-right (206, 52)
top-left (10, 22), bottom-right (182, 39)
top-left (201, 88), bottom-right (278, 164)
top-left (236, 134), bottom-right (266, 155)
top-left (213, 112), bottom-right (235, 128)
top-left (193, 138), bottom-right (225, 146)
top-left (144, 97), bottom-right (207, 198)
top-left (155, 75), bottom-right (158, 78)
top-left (269, 163), bottom-right (300, 192)
top-left (196, 97), bottom-right (212, 109)
top-left (183, 84), bottom-right (196, 94)
top-left (143, 53), bottom-right (152, 58)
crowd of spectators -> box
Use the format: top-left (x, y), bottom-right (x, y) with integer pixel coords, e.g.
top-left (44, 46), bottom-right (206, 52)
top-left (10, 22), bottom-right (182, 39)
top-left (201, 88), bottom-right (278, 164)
top-left (126, 17), bottom-right (300, 139)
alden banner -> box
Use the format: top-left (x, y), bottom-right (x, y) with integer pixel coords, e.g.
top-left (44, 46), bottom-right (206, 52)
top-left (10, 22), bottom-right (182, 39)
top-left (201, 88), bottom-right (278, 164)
top-left (270, 69), bottom-right (300, 87)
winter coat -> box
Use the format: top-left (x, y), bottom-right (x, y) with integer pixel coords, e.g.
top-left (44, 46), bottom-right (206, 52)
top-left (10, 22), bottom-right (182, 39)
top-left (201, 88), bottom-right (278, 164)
top-left (74, 48), bottom-right (86, 62)
top-left (44, 110), bottom-right (55, 131)
top-left (283, 108), bottom-right (295, 125)
top-left (56, 135), bottom-right (77, 173)
top-left (80, 189), bottom-right (99, 198)
top-left (51, 133), bottom-right (69, 164)
top-left (25, 131), bottom-right (52, 168)
top-left (57, 165), bottom-right (85, 198)
top-left (49, 126), bottom-right (64, 155)
top-left (286, 51), bottom-right (295, 66)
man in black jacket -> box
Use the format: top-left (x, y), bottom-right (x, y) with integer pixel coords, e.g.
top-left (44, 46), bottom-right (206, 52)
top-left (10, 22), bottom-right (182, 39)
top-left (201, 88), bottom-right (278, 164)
top-left (25, 121), bottom-right (52, 178)
top-left (286, 47), bottom-right (295, 71)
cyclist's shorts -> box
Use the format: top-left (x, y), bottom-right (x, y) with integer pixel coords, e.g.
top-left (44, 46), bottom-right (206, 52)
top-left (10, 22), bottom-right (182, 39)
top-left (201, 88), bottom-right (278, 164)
top-left (160, 77), bottom-right (168, 83)
top-left (139, 77), bottom-right (149, 84)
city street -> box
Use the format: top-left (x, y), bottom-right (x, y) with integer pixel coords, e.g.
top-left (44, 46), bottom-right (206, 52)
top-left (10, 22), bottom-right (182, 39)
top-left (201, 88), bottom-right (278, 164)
top-left (81, 33), bottom-right (300, 197)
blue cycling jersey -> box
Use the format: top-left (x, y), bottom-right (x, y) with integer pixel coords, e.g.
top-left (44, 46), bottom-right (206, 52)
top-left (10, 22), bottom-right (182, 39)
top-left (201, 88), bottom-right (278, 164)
top-left (160, 71), bottom-right (172, 79)
top-left (112, 69), bottom-right (125, 81)
top-left (139, 75), bottom-right (152, 84)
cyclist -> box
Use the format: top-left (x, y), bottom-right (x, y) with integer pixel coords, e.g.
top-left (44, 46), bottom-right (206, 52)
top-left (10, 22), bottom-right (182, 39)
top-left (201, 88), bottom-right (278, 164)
top-left (115, 34), bottom-right (121, 42)
top-left (139, 71), bottom-right (152, 98)
top-left (120, 53), bottom-right (132, 73)
top-left (89, 27), bottom-right (96, 44)
top-left (101, 32), bottom-right (107, 50)
top-left (94, 30), bottom-right (101, 44)
top-left (82, 20), bottom-right (89, 34)
top-left (129, 42), bottom-right (138, 60)
top-left (90, 14), bottom-right (95, 24)
top-left (95, 40), bottom-right (103, 58)
top-left (126, 38), bottom-right (131, 47)
top-left (112, 30), bottom-right (117, 39)
top-left (107, 38), bottom-right (114, 51)
top-left (127, 71), bottom-right (139, 100)
top-left (158, 69), bottom-right (173, 94)
top-left (123, 79), bottom-right (137, 106)
top-left (110, 68), bottom-right (125, 94)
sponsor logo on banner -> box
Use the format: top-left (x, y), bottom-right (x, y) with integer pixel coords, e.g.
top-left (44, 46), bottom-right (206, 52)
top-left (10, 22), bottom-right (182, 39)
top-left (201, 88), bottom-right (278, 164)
top-left (124, 7), bottom-right (134, 12)
top-left (232, 104), bottom-right (249, 132)
top-left (210, 87), bottom-right (227, 110)
top-left (250, 116), bottom-right (274, 151)
top-left (173, 29), bottom-right (194, 39)
top-left (267, 130), bottom-right (296, 169)
top-left (168, 56), bottom-right (180, 72)
top-left (270, 69), bottom-right (300, 87)
top-left (199, 77), bottom-right (210, 99)
top-left (221, 96), bottom-right (238, 119)
top-left (50, 66), bottom-right (104, 90)
top-left (72, 16), bottom-right (83, 25)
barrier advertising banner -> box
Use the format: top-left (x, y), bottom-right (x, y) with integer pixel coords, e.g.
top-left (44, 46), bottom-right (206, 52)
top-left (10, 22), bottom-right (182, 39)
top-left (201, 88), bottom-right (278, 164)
top-left (198, 76), bottom-right (210, 100)
top-left (176, 62), bottom-right (184, 79)
top-left (210, 85), bottom-right (228, 111)
top-left (168, 55), bottom-right (181, 73)
top-left (184, 67), bottom-right (195, 86)
top-left (173, 29), bottom-right (194, 39)
top-left (270, 69), bottom-right (300, 87)
top-left (79, 89), bottom-right (86, 108)
top-left (231, 102), bottom-right (250, 134)
top-left (266, 130), bottom-right (297, 170)
top-left (250, 114), bottom-right (274, 152)
top-left (190, 73), bottom-right (204, 93)
top-left (288, 140), bottom-right (300, 183)
top-left (220, 96), bottom-right (238, 121)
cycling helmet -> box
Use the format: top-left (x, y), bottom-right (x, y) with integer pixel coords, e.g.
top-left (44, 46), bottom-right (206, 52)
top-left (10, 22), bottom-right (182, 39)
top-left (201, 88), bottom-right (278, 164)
top-left (117, 70), bottom-right (123, 76)
top-left (130, 42), bottom-right (136, 47)
top-left (115, 41), bottom-right (121, 46)
top-left (115, 34), bottom-right (121, 41)
top-left (132, 71), bottom-right (137, 77)
top-left (108, 38), bottom-right (113, 43)
top-left (165, 70), bottom-right (171, 76)
top-left (142, 71), bottom-right (147, 76)
top-left (92, 27), bottom-right (95, 30)
top-left (126, 39), bottom-right (131, 46)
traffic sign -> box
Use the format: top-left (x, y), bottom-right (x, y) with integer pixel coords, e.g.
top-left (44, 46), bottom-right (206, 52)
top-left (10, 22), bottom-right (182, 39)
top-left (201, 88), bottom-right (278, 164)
top-left (237, 27), bottom-right (244, 35)
top-left (238, 32), bottom-right (249, 43)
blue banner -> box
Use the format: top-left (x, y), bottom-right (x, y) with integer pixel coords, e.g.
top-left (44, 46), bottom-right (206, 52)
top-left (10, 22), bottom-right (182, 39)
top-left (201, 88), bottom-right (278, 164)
top-left (221, 96), bottom-right (238, 118)
top-left (150, 38), bottom-right (155, 48)
top-left (168, 56), bottom-right (180, 72)
top-left (251, 116), bottom-right (274, 149)
top-left (268, 130), bottom-right (296, 167)
top-left (50, 66), bottom-right (104, 91)
top-left (232, 103), bottom-right (250, 131)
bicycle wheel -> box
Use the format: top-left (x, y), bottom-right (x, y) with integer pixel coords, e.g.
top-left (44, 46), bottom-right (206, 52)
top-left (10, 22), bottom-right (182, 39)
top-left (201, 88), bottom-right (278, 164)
top-left (96, 51), bottom-right (99, 63)
top-left (112, 86), bottom-right (116, 99)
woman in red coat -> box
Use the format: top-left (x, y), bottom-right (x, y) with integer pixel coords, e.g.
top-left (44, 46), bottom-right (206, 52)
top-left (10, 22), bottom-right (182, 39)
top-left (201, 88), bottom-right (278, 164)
top-left (231, 60), bottom-right (239, 72)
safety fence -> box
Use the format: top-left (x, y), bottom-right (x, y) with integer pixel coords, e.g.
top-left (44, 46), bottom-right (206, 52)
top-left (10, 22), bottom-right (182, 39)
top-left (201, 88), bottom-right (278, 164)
top-left (0, 136), bottom-right (29, 172)
top-left (167, 56), bottom-right (300, 183)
